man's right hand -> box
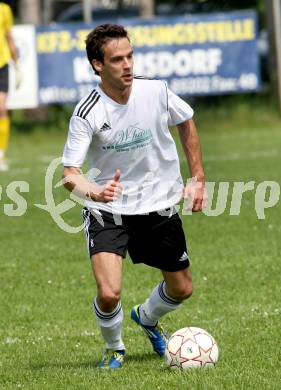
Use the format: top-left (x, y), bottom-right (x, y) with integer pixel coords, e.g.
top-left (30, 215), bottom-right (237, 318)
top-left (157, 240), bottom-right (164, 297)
top-left (63, 167), bottom-right (123, 203)
top-left (88, 169), bottom-right (122, 202)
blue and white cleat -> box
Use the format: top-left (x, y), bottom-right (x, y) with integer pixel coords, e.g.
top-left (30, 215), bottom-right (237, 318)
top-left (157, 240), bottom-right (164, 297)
top-left (131, 305), bottom-right (169, 357)
top-left (98, 349), bottom-right (125, 369)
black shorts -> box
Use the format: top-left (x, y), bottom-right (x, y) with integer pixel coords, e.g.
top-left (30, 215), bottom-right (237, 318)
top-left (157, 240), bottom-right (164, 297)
top-left (82, 208), bottom-right (190, 272)
top-left (0, 65), bottom-right (9, 93)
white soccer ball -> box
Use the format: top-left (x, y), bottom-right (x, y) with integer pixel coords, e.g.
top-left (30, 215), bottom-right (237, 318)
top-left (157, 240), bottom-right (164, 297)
top-left (165, 327), bottom-right (219, 369)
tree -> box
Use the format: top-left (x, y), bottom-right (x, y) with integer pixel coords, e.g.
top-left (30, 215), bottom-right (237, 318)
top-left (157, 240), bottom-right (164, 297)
top-left (140, 0), bottom-right (154, 18)
top-left (19, 0), bottom-right (41, 24)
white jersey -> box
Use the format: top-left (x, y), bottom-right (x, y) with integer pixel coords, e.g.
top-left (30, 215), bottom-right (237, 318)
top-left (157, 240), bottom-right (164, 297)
top-left (62, 78), bottom-right (194, 215)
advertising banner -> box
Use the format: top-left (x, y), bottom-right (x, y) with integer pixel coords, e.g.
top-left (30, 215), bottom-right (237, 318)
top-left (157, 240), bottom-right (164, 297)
top-left (36, 24), bottom-right (98, 104)
top-left (128, 11), bottom-right (260, 96)
top-left (11, 10), bottom-right (261, 107)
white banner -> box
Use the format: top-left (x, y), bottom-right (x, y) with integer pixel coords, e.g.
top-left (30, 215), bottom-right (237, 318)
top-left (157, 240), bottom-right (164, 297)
top-left (7, 25), bottom-right (39, 109)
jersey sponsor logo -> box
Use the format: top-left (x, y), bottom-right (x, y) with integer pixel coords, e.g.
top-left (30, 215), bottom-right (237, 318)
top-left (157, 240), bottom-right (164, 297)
top-left (100, 122), bottom-right (111, 131)
top-left (102, 124), bottom-right (153, 152)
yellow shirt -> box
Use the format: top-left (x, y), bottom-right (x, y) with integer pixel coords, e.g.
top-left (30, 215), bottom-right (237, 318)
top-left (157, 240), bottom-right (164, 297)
top-left (0, 2), bottom-right (13, 68)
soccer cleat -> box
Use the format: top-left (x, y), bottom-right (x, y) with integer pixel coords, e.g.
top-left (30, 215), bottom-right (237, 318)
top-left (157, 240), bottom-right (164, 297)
top-left (131, 305), bottom-right (169, 357)
top-left (98, 349), bottom-right (125, 369)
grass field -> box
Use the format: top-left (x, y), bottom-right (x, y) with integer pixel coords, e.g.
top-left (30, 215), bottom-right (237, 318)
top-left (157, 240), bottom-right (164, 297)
top-left (0, 100), bottom-right (281, 389)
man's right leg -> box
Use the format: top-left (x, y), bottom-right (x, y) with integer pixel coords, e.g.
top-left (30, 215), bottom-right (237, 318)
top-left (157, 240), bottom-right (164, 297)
top-left (91, 252), bottom-right (125, 368)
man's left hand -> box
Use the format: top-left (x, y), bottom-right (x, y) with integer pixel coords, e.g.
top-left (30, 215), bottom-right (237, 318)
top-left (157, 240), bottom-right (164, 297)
top-left (183, 178), bottom-right (208, 212)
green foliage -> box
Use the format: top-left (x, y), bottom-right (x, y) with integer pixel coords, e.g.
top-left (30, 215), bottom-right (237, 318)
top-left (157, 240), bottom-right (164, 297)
top-left (194, 93), bottom-right (281, 133)
top-left (11, 92), bottom-right (281, 135)
top-left (0, 103), bottom-right (281, 389)
top-left (155, 0), bottom-right (266, 22)
top-left (11, 105), bottom-right (73, 134)
top-left (156, 0), bottom-right (263, 12)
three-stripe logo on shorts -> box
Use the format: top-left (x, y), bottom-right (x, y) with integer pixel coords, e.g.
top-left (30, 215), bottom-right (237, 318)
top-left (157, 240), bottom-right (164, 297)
top-left (82, 208), bottom-right (91, 255)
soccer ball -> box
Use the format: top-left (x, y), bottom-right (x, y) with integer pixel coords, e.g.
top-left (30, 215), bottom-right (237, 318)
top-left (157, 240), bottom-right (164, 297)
top-left (165, 327), bottom-right (219, 369)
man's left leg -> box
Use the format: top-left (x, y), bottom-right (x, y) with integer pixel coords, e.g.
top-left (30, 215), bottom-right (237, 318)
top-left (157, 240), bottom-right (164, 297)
top-left (131, 267), bottom-right (192, 356)
top-left (162, 267), bottom-right (193, 301)
top-left (0, 92), bottom-right (10, 171)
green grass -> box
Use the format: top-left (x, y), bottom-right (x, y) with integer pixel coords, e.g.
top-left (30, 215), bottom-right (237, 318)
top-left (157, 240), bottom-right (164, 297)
top-left (0, 101), bottom-right (281, 389)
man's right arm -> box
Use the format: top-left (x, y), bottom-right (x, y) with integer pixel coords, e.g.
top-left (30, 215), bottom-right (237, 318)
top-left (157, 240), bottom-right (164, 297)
top-left (63, 166), bottom-right (122, 203)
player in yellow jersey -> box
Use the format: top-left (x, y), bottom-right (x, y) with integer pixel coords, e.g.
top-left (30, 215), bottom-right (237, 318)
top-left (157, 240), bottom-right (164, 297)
top-left (0, 1), bottom-right (20, 171)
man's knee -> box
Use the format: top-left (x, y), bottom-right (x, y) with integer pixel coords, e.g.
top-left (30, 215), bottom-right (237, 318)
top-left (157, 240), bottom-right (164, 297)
top-left (171, 282), bottom-right (193, 301)
top-left (98, 287), bottom-right (121, 312)
top-left (165, 269), bottom-right (193, 301)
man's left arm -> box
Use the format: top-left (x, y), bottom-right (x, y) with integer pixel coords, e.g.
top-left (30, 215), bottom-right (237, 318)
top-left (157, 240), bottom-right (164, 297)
top-left (177, 118), bottom-right (207, 212)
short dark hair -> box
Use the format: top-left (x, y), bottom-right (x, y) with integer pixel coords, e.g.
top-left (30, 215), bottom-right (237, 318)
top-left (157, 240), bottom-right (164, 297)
top-left (86, 24), bottom-right (130, 75)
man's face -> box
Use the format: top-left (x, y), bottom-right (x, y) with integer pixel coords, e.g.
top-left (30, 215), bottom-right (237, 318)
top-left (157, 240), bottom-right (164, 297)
top-left (93, 37), bottom-right (134, 90)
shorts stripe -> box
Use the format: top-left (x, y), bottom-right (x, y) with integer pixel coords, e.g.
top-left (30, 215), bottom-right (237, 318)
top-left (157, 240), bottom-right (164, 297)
top-left (82, 208), bottom-right (91, 255)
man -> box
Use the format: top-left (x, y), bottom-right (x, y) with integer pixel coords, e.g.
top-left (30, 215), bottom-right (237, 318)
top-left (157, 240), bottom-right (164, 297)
top-left (62, 24), bottom-right (206, 369)
top-left (0, 1), bottom-right (19, 171)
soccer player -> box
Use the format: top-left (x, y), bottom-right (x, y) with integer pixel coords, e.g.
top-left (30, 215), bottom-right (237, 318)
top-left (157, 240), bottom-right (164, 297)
top-left (62, 24), bottom-right (206, 368)
top-left (0, 1), bottom-right (19, 171)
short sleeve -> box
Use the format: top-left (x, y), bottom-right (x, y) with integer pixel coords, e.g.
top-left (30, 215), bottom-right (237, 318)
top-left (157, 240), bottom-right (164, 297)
top-left (4, 5), bottom-right (13, 31)
top-left (166, 86), bottom-right (194, 127)
top-left (62, 116), bottom-right (93, 167)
